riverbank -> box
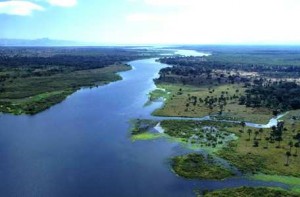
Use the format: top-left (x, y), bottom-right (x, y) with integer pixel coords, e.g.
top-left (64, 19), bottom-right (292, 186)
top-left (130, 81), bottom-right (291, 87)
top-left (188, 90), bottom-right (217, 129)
top-left (150, 83), bottom-right (273, 124)
top-left (0, 64), bottom-right (131, 115)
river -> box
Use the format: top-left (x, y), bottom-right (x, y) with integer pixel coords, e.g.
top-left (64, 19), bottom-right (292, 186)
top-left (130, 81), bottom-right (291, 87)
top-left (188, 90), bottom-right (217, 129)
top-left (0, 50), bottom-right (287, 197)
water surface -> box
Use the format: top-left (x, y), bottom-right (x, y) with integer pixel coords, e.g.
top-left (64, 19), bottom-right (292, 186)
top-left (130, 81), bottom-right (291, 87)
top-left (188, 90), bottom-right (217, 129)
top-left (0, 54), bottom-right (286, 197)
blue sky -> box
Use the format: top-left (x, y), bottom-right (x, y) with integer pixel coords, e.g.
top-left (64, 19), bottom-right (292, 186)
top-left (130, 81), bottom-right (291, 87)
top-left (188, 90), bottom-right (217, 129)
top-left (1, 0), bottom-right (300, 45)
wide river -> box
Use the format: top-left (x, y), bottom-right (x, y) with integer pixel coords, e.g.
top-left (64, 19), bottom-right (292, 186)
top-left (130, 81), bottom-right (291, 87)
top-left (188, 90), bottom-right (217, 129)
top-left (0, 50), bottom-right (286, 197)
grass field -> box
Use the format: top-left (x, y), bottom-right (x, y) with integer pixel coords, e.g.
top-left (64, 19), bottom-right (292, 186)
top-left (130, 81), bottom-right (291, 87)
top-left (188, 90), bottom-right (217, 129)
top-left (151, 83), bottom-right (273, 124)
top-left (217, 120), bottom-right (300, 177)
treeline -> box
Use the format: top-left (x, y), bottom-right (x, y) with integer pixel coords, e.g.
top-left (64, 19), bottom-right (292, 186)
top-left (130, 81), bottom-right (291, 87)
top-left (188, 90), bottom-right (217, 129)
top-left (239, 81), bottom-right (300, 111)
top-left (156, 58), bottom-right (250, 86)
top-left (159, 56), bottom-right (300, 75)
top-left (0, 47), bottom-right (152, 80)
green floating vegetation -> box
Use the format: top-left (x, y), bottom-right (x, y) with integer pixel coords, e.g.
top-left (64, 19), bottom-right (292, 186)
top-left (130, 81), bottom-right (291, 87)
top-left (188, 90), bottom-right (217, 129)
top-left (171, 153), bottom-right (234, 180)
top-left (161, 120), bottom-right (238, 150)
top-left (149, 88), bottom-right (168, 101)
top-left (202, 187), bottom-right (300, 197)
top-left (251, 174), bottom-right (300, 187)
top-left (130, 119), bottom-right (164, 141)
top-left (131, 132), bottom-right (162, 141)
top-left (131, 119), bottom-right (159, 135)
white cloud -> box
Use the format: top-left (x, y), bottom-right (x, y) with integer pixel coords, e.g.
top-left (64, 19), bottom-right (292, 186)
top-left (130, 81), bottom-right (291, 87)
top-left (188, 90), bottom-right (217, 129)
top-left (0, 1), bottom-right (44, 16)
top-left (126, 13), bottom-right (161, 22)
top-left (144, 0), bottom-right (197, 7)
top-left (47, 0), bottom-right (77, 7)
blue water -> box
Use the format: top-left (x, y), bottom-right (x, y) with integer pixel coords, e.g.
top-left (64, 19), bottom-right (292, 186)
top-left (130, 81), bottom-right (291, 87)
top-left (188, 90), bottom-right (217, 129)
top-left (0, 57), bottom-right (287, 197)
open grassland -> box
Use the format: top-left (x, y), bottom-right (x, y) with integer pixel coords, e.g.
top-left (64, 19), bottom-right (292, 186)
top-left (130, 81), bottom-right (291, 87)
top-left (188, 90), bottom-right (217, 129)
top-left (217, 120), bottom-right (300, 177)
top-left (0, 64), bottom-right (130, 115)
top-left (152, 83), bottom-right (273, 124)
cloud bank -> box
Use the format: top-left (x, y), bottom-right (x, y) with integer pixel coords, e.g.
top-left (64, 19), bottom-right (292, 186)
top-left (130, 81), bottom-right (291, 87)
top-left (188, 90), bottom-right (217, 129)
top-left (0, 1), bottom-right (44, 16)
top-left (48, 0), bottom-right (77, 7)
top-left (0, 0), bottom-right (77, 16)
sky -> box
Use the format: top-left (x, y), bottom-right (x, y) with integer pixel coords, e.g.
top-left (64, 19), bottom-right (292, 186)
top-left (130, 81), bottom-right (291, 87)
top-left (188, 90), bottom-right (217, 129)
top-left (1, 0), bottom-right (300, 45)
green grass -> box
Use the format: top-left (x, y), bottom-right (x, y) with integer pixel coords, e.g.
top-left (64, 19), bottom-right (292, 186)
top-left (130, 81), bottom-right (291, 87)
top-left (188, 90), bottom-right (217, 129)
top-left (0, 90), bottom-right (73, 115)
top-left (202, 187), bottom-right (300, 197)
top-left (152, 83), bottom-right (273, 124)
top-left (251, 174), bottom-right (300, 187)
top-left (216, 122), bottom-right (300, 177)
top-left (171, 153), bottom-right (234, 180)
top-left (131, 133), bottom-right (163, 141)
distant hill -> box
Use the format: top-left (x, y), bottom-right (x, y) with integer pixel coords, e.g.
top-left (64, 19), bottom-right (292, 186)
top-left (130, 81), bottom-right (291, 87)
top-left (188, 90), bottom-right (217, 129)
top-left (0, 38), bottom-right (86, 46)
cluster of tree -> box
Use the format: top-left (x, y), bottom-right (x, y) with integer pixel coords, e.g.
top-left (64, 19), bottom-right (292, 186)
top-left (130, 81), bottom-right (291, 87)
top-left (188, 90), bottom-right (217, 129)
top-left (239, 81), bottom-right (300, 112)
top-left (240, 120), bottom-right (300, 166)
top-left (0, 47), bottom-right (152, 82)
top-left (157, 56), bottom-right (300, 86)
top-left (159, 56), bottom-right (300, 74)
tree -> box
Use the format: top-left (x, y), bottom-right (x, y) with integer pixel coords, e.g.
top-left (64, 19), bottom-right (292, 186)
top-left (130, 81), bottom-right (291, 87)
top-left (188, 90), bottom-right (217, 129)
top-left (294, 142), bottom-right (299, 157)
top-left (240, 121), bottom-right (246, 132)
top-left (259, 128), bottom-right (264, 140)
top-left (264, 137), bottom-right (269, 149)
top-left (254, 130), bottom-right (259, 140)
top-left (247, 129), bottom-right (252, 141)
top-left (288, 141), bottom-right (294, 152)
top-left (285, 151), bottom-right (292, 166)
top-left (253, 140), bottom-right (259, 147)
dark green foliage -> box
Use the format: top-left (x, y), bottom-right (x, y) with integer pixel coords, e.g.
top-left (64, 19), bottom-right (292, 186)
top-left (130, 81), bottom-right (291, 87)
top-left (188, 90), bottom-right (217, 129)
top-left (171, 153), bottom-right (233, 180)
top-left (203, 187), bottom-right (300, 197)
top-left (161, 120), bottom-right (236, 148)
top-left (240, 82), bottom-right (300, 111)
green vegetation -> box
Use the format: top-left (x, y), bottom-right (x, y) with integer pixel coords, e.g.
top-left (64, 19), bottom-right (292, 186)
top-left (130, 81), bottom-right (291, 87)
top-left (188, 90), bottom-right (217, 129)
top-left (131, 119), bottom-right (159, 135)
top-left (172, 153), bottom-right (233, 180)
top-left (217, 121), bottom-right (300, 177)
top-left (148, 88), bottom-right (169, 101)
top-left (0, 65), bottom-right (130, 115)
top-left (156, 47), bottom-right (300, 123)
top-left (141, 47), bottom-right (300, 193)
top-left (0, 47), bottom-right (158, 115)
top-left (252, 174), bottom-right (300, 187)
top-left (130, 119), bottom-right (165, 141)
top-left (240, 82), bottom-right (300, 112)
top-left (0, 90), bottom-right (72, 115)
top-left (152, 83), bottom-right (272, 124)
top-left (131, 132), bottom-right (162, 141)
top-left (161, 120), bottom-right (237, 149)
top-left (202, 187), bottom-right (300, 197)
top-left (131, 118), bottom-right (300, 178)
